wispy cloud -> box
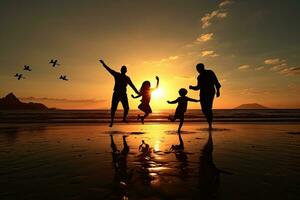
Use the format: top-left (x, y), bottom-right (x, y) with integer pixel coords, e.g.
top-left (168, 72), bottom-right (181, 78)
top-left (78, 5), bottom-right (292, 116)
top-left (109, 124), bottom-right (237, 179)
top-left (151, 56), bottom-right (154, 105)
top-left (269, 63), bottom-right (287, 71)
top-left (219, 0), bottom-right (234, 8)
top-left (201, 1), bottom-right (234, 29)
top-left (201, 10), bottom-right (228, 29)
top-left (279, 67), bottom-right (300, 75)
top-left (264, 58), bottom-right (281, 65)
top-left (238, 65), bottom-right (250, 70)
top-left (201, 50), bottom-right (219, 57)
top-left (143, 55), bottom-right (180, 66)
top-left (196, 33), bottom-right (214, 42)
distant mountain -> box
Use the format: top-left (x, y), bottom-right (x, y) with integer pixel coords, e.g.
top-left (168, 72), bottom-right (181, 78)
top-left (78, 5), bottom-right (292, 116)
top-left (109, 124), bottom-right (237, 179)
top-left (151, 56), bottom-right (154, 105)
top-left (0, 93), bottom-right (48, 110)
top-left (234, 103), bottom-right (269, 109)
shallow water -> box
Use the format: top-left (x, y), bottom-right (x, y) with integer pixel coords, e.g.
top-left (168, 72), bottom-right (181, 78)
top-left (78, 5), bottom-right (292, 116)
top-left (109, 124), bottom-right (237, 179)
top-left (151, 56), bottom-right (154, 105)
top-left (0, 123), bottom-right (299, 200)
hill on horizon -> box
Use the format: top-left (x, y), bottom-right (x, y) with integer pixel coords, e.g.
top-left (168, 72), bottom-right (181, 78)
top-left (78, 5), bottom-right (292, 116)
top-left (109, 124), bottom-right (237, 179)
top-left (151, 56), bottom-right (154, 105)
top-left (234, 103), bottom-right (269, 109)
top-left (0, 93), bottom-right (49, 110)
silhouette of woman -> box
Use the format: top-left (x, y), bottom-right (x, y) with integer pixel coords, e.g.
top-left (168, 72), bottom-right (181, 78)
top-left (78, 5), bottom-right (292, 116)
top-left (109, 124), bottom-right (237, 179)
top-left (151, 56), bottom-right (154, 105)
top-left (132, 76), bottom-right (159, 124)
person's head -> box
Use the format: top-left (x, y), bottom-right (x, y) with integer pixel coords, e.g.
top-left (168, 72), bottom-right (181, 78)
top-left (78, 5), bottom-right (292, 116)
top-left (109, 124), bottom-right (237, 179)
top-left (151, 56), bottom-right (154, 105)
top-left (179, 88), bottom-right (188, 97)
top-left (121, 65), bottom-right (127, 74)
top-left (196, 63), bottom-right (205, 73)
top-left (140, 81), bottom-right (151, 92)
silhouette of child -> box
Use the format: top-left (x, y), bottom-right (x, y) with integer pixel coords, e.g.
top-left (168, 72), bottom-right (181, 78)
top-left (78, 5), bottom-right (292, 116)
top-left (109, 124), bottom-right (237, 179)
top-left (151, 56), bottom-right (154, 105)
top-left (132, 76), bottom-right (159, 124)
top-left (167, 88), bottom-right (199, 133)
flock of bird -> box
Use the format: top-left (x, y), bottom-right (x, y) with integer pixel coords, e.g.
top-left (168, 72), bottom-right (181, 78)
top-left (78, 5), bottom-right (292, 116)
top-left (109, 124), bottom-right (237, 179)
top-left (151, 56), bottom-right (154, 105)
top-left (14, 59), bottom-right (69, 81)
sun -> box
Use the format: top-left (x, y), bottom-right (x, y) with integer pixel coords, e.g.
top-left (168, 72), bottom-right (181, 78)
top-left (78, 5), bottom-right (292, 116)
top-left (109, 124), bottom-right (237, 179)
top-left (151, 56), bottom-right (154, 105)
top-left (152, 88), bottom-right (164, 99)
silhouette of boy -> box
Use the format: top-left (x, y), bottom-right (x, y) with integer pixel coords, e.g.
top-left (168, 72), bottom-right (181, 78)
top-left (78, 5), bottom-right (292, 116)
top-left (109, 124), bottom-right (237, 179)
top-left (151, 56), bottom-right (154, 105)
top-left (189, 63), bottom-right (221, 129)
top-left (100, 60), bottom-right (140, 127)
top-left (167, 88), bottom-right (199, 133)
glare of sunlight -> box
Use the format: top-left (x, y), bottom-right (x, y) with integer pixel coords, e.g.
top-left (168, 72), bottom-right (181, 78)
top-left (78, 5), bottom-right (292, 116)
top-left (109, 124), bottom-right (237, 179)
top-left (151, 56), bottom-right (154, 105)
top-left (152, 88), bottom-right (164, 99)
top-left (154, 140), bottom-right (160, 151)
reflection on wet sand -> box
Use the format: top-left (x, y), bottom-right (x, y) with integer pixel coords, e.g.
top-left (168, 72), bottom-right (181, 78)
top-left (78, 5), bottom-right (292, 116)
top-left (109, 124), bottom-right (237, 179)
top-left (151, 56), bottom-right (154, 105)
top-left (170, 133), bottom-right (189, 180)
top-left (198, 130), bottom-right (220, 199)
top-left (110, 134), bottom-right (132, 200)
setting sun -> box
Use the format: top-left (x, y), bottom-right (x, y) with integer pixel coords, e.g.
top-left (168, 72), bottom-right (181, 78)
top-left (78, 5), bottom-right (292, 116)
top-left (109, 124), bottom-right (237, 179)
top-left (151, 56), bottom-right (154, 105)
top-left (152, 88), bottom-right (164, 99)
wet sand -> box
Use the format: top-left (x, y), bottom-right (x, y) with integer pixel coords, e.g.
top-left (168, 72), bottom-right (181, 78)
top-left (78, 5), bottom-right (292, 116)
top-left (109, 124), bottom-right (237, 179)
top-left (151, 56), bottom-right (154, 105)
top-left (0, 123), bottom-right (299, 200)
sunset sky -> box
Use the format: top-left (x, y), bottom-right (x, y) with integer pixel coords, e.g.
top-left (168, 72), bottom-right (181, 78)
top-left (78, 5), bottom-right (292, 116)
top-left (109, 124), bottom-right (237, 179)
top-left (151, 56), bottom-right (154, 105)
top-left (1, 0), bottom-right (299, 109)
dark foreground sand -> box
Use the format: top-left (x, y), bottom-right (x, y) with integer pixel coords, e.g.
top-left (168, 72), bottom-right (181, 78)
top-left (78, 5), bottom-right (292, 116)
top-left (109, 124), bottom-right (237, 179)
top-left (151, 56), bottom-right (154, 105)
top-left (0, 123), bottom-right (299, 200)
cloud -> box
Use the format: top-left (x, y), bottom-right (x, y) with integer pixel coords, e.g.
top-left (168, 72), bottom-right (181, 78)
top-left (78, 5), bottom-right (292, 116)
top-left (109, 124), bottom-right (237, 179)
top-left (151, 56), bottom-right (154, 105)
top-left (264, 58), bottom-right (281, 65)
top-left (143, 55), bottom-right (180, 66)
top-left (168, 55), bottom-right (179, 60)
top-left (254, 66), bottom-right (265, 71)
top-left (201, 50), bottom-right (219, 57)
top-left (201, 10), bottom-right (228, 29)
top-left (200, 1), bottom-right (234, 29)
top-left (196, 33), bottom-right (214, 42)
top-left (279, 67), bottom-right (300, 75)
top-left (269, 63), bottom-right (287, 71)
top-left (219, 0), bottom-right (234, 7)
top-left (238, 65), bottom-right (250, 70)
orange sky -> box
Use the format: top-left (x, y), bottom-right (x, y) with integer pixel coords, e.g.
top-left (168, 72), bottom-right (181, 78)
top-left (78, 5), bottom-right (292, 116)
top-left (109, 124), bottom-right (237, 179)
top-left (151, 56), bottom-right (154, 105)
top-left (1, 0), bottom-right (300, 109)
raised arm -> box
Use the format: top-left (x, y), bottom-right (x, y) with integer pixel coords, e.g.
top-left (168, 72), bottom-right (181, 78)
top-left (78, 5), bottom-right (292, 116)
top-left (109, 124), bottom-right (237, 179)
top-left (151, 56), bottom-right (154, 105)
top-left (127, 78), bottom-right (140, 94)
top-left (167, 98), bottom-right (179, 104)
top-left (99, 60), bottom-right (116, 76)
top-left (189, 76), bottom-right (201, 91)
top-left (187, 97), bottom-right (200, 102)
top-left (155, 76), bottom-right (159, 89)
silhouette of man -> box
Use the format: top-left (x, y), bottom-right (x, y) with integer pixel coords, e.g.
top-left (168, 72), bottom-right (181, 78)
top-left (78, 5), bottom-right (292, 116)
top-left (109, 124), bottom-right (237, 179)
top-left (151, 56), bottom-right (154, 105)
top-left (100, 60), bottom-right (139, 127)
top-left (189, 63), bottom-right (221, 129)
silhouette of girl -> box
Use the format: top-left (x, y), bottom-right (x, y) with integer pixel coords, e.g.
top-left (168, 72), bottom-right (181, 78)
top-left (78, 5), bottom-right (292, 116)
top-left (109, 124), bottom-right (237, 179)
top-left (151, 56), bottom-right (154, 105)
top-left (132, 76), bottom-right (159, 124)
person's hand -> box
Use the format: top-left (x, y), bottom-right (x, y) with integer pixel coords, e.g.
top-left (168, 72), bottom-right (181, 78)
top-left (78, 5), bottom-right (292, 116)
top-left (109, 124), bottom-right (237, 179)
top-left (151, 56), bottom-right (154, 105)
top-left (131, 94), bottom-right (135, 98)
top-left (216, 91), bottom-right (220, 97)
top-left (167, 100), bottom-right (171, 104)
top-left (189, 85), bottom-right (193, 90)
top-left (155, 76), bottom-right (159, 80)
top-left (99, 60), bottom-right (104, 65)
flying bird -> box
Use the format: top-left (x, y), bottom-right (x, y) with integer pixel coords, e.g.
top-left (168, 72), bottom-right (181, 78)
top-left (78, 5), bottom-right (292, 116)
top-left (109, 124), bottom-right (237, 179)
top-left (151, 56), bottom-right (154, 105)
top-left (59, 75), bottom-right (69, 81)
top-left (14, 73), bottom-right (25, 80)
top-left (23, 65), bottom-right (32, 71)
top-left (49, 59), bottom-right (60, 67)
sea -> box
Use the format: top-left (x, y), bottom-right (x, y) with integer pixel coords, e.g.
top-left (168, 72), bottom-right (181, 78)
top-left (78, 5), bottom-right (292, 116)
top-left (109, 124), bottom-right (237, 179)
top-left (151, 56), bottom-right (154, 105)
top-left (1, 109), bottom-right (300, 123)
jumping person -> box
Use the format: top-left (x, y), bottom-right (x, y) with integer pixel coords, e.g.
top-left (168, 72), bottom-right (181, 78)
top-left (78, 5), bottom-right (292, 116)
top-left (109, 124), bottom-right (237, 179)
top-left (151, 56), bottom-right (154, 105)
top-left (167, 88), bottom-right (199, 133)
top-left (189, 63), bottom-right (221, 130)
top-left (99, 60), bottom-right (140, 127)
top-left (132, 76), bottom-right (159, 124)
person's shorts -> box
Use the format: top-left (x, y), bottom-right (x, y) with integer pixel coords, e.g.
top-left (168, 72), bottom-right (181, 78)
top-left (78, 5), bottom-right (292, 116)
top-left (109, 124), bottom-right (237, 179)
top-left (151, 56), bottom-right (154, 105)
top-left (111, 92), bottom-right (129, 111)
top-left (200, 93), bottom-right (215, 110)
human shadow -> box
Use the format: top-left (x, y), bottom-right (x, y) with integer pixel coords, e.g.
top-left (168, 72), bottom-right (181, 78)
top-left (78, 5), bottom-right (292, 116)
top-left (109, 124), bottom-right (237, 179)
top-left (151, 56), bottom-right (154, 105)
top-left (198, 130), bottom-right (232, 199)
top-left (170, 133), bottom-right (189, 180)
top-left (136, 140), bottom-right (155, 186)
top-left (110, 134), bottom-right (133, 199)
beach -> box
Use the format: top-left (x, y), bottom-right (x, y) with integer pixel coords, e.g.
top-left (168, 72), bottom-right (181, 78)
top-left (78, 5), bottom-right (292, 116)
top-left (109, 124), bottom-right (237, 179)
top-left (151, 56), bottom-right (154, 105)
top-left (0, 122), bottom-right (299, 200)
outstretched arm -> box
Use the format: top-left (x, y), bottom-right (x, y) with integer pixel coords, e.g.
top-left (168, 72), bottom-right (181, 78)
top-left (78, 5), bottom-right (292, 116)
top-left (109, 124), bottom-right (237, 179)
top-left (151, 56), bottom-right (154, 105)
top-left (187, 97), bottom-right (200, 102)
top-left (189, 76), bottom-right (200, 90)
top-left (167, 98), bottom-right (179, 104)
top-left (127, 78), bottom-right (140, 94)
top-left (131, 94), bottom-right (142, 99)
top-left (99, 60), bottom-right (116, 76)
